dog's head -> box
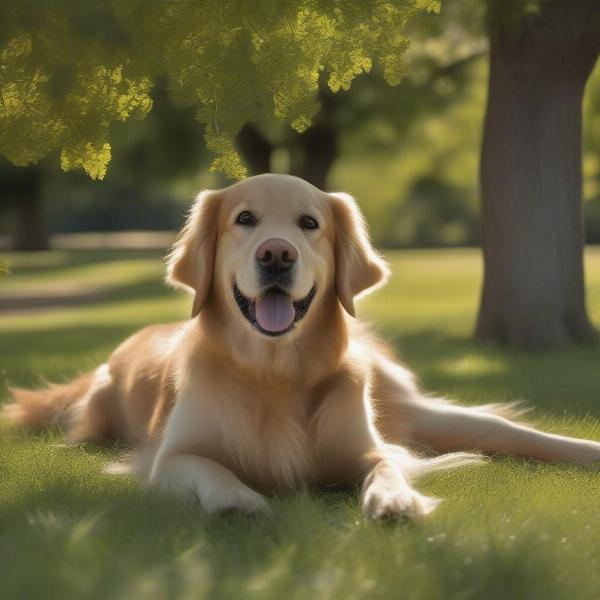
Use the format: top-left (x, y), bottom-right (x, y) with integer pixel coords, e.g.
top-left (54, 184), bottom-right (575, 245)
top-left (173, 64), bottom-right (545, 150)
top-left (167, 174), bottom-right (388, 338)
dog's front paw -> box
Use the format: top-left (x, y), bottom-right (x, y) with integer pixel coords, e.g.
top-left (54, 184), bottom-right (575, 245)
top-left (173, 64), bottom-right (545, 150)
top-left (362, 485), bottom-right (440, 522)
top-left (203, 485), bottom-right (272, 517)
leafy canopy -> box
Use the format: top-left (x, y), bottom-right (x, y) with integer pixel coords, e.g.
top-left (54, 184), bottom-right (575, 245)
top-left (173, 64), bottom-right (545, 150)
top-left (0, 0), bottom-right (439, 179)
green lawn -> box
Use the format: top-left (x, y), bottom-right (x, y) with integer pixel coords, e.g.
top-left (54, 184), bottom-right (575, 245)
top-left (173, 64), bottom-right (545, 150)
top-left (1, 247), bottom-right (599, 600)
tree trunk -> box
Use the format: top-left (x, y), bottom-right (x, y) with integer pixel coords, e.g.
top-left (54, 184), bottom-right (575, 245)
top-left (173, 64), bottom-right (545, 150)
top-left (236, 91), bottom-right (338, 190)
top-left (476, 1), bottom-right (600, 348)
top-left (290, 121), bottom-right (338, 191)
top-left (290, 88), bottom-right (338, 190)
top-left (11, 165), bottom-right (49, 251)
top-left (236, 124), bottom-right (273, 175)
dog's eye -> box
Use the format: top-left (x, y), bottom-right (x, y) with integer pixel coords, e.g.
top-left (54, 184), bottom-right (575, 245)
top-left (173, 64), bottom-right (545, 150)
top-left (299, 215), bottom-right (319, 230)
top-left (235, 210), bottom-right (258, 226)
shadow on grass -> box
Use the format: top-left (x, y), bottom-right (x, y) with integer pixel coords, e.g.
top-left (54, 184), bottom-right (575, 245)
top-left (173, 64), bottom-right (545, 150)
top-left (385, 329), bottom-right (600, 419)
top-left (2, 248), bottom-right (166, 278)
top-left (0, 468), bottom-right (576, 600)
top-left (4, 320), bottom-right (600, 422)
top-left (0, 324), bottom-right (144, 391)
top-left (0, 322), bottom-right (139, 353)
top-left (0, 272), bottom-right (179, 314)
top-left (0, 453), bottom-right (353, 599)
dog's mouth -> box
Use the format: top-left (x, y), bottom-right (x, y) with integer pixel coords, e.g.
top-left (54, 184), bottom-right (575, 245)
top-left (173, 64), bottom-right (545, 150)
top-left (233, 283), bottom-right (316, 337)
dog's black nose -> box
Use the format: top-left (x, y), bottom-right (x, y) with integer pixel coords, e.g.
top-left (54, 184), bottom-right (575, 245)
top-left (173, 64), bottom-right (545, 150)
top-left (256, 238), bottom-right (298, 274)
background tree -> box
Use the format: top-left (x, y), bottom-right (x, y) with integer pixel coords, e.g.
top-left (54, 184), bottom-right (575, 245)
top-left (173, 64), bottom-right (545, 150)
top-left (475, 0), bottom-right (600, 348)
top-left (45, 80), bottom-right (212, 235)
top-left (0, 81), bottom-right (211, 249)
top-left (236, 85), bottom-right (341, 191)
top-left (235, 1), bottom-right (485, 192)
top-left (0, 161), bottom-right (47, 250)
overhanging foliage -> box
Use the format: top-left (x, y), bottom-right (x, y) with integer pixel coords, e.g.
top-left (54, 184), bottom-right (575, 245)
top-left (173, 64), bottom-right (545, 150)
top-left (0, 0), bottom-right (439, 179)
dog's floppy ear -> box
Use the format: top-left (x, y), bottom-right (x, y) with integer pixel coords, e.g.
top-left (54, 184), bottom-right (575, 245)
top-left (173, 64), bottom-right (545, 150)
top-left (329, 192), bottom-right (389, 317)
top-left (167, 190), bottom-right (221, 317)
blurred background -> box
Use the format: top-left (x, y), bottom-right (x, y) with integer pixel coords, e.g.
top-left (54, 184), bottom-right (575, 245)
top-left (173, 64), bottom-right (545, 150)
top-left (2, 4), bottom-right (598, 254)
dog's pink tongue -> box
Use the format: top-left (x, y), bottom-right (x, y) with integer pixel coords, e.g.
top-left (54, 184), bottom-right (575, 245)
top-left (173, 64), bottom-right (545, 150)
top-left (255, 291), bottom-right (295, 333)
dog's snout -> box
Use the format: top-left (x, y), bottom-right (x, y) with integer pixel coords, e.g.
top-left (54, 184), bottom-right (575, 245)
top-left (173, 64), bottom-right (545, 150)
top-left (256, 238), bottom-right (298, 274)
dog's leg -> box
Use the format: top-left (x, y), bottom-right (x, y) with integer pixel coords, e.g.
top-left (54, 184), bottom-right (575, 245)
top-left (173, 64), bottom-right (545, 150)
top-left (374, 357), bottom-right (600, 464)
top-left (313, 364), bottom-right (444, 521)
top-left (361, 455), bottom-right (439, 520)
top-left (149, 452), bottom-right (271, 515)
top-left (404, 400), bottom-right (600, 464)
top-left (148, 389), bottom-right (271, 516)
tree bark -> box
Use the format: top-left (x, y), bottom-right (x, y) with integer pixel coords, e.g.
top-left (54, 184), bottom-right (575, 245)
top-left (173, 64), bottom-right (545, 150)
top-left (236, 91), bottom-right (338, 190)
top-left (236, 124), bottom-right (273, 175)
top-left (289, 121), bottom-right (338, 191)
top-left (476, 1), bottom-right (600, 348)
top-left (10, 165), bottom-right (49, 251)
top-left (290, 89), bottom-right (338, 191)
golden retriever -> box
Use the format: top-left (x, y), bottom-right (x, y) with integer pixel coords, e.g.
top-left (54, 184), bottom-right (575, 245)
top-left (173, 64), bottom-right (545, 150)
top-left (5, 174), bottom-right (600, 519)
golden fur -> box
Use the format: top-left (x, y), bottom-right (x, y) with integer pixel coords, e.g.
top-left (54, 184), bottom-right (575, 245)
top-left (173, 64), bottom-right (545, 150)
top-left (5, 174), bottom-right (600, 519)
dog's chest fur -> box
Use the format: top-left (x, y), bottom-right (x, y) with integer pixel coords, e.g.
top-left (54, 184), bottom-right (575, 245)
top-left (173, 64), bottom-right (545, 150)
top-left (214, 384), bottom-right (316, 491)
top-left (222, 394), bottom-right (314, 490)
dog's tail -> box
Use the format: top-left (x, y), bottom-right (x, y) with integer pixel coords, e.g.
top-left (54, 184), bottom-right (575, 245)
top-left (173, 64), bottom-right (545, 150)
top-left (363, 445), bottom-right (486, 517)
top-left (3, 371), bottom-right (95, 430)
top-left (381, 443), bottom-right (487, 480)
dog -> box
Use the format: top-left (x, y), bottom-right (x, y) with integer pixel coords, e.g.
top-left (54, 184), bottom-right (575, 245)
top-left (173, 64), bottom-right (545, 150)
top-left (4, 174), bottom-right (600, 520)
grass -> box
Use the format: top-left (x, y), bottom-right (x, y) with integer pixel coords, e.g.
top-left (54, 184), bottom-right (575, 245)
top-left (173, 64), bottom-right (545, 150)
top-left (1, 247), bottom-right (600, 600)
